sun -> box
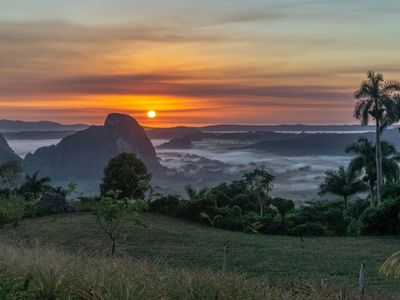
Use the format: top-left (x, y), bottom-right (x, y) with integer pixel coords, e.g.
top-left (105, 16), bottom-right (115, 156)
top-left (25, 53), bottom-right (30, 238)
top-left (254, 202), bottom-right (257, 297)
top-left (147, 110), bottom-right (157, 118)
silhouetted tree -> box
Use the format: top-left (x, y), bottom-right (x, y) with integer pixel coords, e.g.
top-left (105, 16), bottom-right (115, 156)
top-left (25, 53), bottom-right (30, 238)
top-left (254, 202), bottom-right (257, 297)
top-left (353, 71), bottom-right (400, 204)
top-left (319, 166), bottom-right (367, 217)
top-left (271, 197), bottom-right (295, 223)
top-left (100, 153), bottom-right (151, 199)
top-left (346, 137), bottom-right (400, 206)
top-left (243, 168), bottom-right (274, 217)
top-left (184, 185), bottom-right (208, 201)
top-left (19, 171), bottom-right (51, 200)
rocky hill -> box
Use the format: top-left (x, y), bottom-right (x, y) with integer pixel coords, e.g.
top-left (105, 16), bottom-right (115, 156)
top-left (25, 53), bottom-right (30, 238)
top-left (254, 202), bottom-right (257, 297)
top-left (24, 113), bottom-right (162, 181)
top-left (0, 134), bottom-right (21, 165)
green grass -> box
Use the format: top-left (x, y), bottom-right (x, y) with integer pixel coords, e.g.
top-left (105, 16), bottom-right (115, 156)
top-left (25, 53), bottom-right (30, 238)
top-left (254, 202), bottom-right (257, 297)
top-left (2, 213), bottom-right (400, 293)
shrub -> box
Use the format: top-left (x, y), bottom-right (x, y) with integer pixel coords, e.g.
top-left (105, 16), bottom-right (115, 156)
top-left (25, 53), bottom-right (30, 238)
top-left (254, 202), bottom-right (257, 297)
top-left (149, 195), bottom-right (183, 217)
top-left (347, 199), bottom-right (370, 219)
top-left (347, 218), bottom-right (361, 236)
top-left (0, 194), bottom-right (26, 227)
top-left (360, 197), bottom-right (400, 235)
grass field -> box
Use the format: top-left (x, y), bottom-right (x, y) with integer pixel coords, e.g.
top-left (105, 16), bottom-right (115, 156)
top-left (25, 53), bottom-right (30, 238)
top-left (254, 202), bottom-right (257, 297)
top-left (2, 213), bottom-right (400, 294)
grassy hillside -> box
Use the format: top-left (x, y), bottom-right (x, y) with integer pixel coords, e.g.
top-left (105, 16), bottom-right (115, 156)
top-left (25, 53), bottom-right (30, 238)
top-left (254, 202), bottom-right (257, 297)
top-left (1, 213), bottom-right (400, 295)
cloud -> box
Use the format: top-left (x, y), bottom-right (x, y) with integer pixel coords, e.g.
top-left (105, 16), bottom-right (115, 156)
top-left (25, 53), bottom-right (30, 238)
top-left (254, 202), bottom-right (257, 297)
top-left (0, 71), bottom-right (351, 105)
top-left (0, 21), bottom-right (226, 44)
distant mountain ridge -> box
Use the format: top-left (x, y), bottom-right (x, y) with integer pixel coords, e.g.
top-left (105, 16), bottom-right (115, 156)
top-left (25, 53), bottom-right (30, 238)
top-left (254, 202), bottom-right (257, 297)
top-left (145, 124), bottom-right (382, 140)
top-left (0, 119), bottom-right (88, 132)
top-left (199, 124), bottom-right (378, 132)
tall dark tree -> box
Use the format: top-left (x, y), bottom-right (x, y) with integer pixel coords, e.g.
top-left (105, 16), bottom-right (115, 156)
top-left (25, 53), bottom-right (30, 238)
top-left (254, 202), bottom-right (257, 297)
top-left (346, 137), bottom-right (400, 207)
top-left (100, 153), bottom-right (151, 199)
top-left (243, 168), bottom-right (275, 217)
top-left (319, 166), bottom-right (367, 217)
top-left (353, 71), bottom-right (400, 204)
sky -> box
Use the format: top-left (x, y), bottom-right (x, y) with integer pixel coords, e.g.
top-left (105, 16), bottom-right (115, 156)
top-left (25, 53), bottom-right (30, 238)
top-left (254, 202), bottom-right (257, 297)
top-left (1, 0), bottom-right (400, 127)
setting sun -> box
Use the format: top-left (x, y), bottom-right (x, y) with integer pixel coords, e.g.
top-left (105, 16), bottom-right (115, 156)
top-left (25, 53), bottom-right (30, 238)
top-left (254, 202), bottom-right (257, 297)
top-left (147, 110), bottom-right (157, 119)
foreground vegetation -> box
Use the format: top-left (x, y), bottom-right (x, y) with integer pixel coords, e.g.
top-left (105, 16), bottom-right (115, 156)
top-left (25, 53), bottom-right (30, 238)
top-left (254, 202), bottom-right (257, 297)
top-left (1, 240), bottom-right (393, 300)
top-left (1, 213), bottom-right (400, 296)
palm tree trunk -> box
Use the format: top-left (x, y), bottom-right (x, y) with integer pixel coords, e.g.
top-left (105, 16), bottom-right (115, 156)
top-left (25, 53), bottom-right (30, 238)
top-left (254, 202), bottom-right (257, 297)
top-left (343, 196), bottom-right (348, 218)
top-left (376, 118), bottom-right (383, 205)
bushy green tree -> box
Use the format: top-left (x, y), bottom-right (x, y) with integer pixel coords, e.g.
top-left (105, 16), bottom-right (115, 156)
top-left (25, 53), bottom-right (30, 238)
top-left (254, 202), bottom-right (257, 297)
top-left (100, 153), bottom-right (151, 199)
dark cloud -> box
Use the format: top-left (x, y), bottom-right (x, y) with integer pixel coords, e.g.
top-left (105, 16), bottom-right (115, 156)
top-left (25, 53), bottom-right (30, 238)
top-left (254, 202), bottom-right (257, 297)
top-left (0, 71), bottom-right (350, 106)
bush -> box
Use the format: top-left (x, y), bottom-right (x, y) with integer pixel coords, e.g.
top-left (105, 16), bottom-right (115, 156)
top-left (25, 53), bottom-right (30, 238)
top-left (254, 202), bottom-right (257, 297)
top-left (288, 222), bottom-right (327, 237)
top-left (348, 199), bottom-right (370, 219)
top-left (347, 218), bottom-right (361, 236)
top-left (149, 195), bottom-right (183, 217)
top-left (0, 195), bottom-right (26, 227)
top-left (360, 197), bottom-right (400, 235)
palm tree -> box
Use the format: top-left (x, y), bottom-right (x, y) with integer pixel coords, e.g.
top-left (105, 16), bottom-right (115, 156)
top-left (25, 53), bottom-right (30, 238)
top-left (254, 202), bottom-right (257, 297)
top-left (20, 171), bottom-right (51, 200)
top-left (346, 137), bottom-right (400, 207)
top-left (319, 166), bottom-right (367, 217)
top-left (353, 71), bottom-right (400, 205)
top-left (380, 251), bottom-right (400, 279)
top-left (184, 184), bottom-right (208, 201)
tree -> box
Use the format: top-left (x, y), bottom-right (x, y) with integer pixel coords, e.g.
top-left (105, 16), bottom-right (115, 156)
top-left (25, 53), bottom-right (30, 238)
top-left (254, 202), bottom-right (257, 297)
top-left (94, 190), bottom-right (147, 257)
top-left (100, 153), bottom-right (151, 199)
top-left (0, 160), bottom-right (22, 192)
top-left (19, 171), bottom-right (51, 200)
top-left (271, 197), bottom-right (295, 223)
top-left (353, 71), bottom-right (400, 204)
top-left (346, 137), bottom-right (400, 207)
top-left (319, 166), bottom-right (367, 217)
top-left (185, 185), bottom-right (208, 201)
top-left (243, 168), bottom-right (275, 217)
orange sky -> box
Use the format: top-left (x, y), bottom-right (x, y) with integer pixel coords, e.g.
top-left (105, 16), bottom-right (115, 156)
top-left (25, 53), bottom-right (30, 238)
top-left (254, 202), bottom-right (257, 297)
top-left (1, 0), bottom-right (400, 126)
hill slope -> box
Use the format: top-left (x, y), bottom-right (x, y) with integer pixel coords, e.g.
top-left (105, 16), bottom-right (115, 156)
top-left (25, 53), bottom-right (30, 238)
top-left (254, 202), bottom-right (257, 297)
top-left (0, 133), bottom-right (21, 164)
top-left (4, 213), bottom-right (398, 292)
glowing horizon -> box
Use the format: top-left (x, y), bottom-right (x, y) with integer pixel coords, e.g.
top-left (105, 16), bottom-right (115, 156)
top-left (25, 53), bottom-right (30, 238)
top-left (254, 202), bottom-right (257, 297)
top-left (1, 0), bottom-right (400, 126)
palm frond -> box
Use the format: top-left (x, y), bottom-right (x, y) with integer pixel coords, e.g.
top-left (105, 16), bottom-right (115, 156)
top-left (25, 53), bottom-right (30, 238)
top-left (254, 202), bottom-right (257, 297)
top-left (382, 80), bottom-right (400, 94)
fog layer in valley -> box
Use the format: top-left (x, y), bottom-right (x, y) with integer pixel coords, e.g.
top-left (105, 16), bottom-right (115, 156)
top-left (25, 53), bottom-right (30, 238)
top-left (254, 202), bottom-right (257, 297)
top-left (7, 137), bottom-right (352, 201)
